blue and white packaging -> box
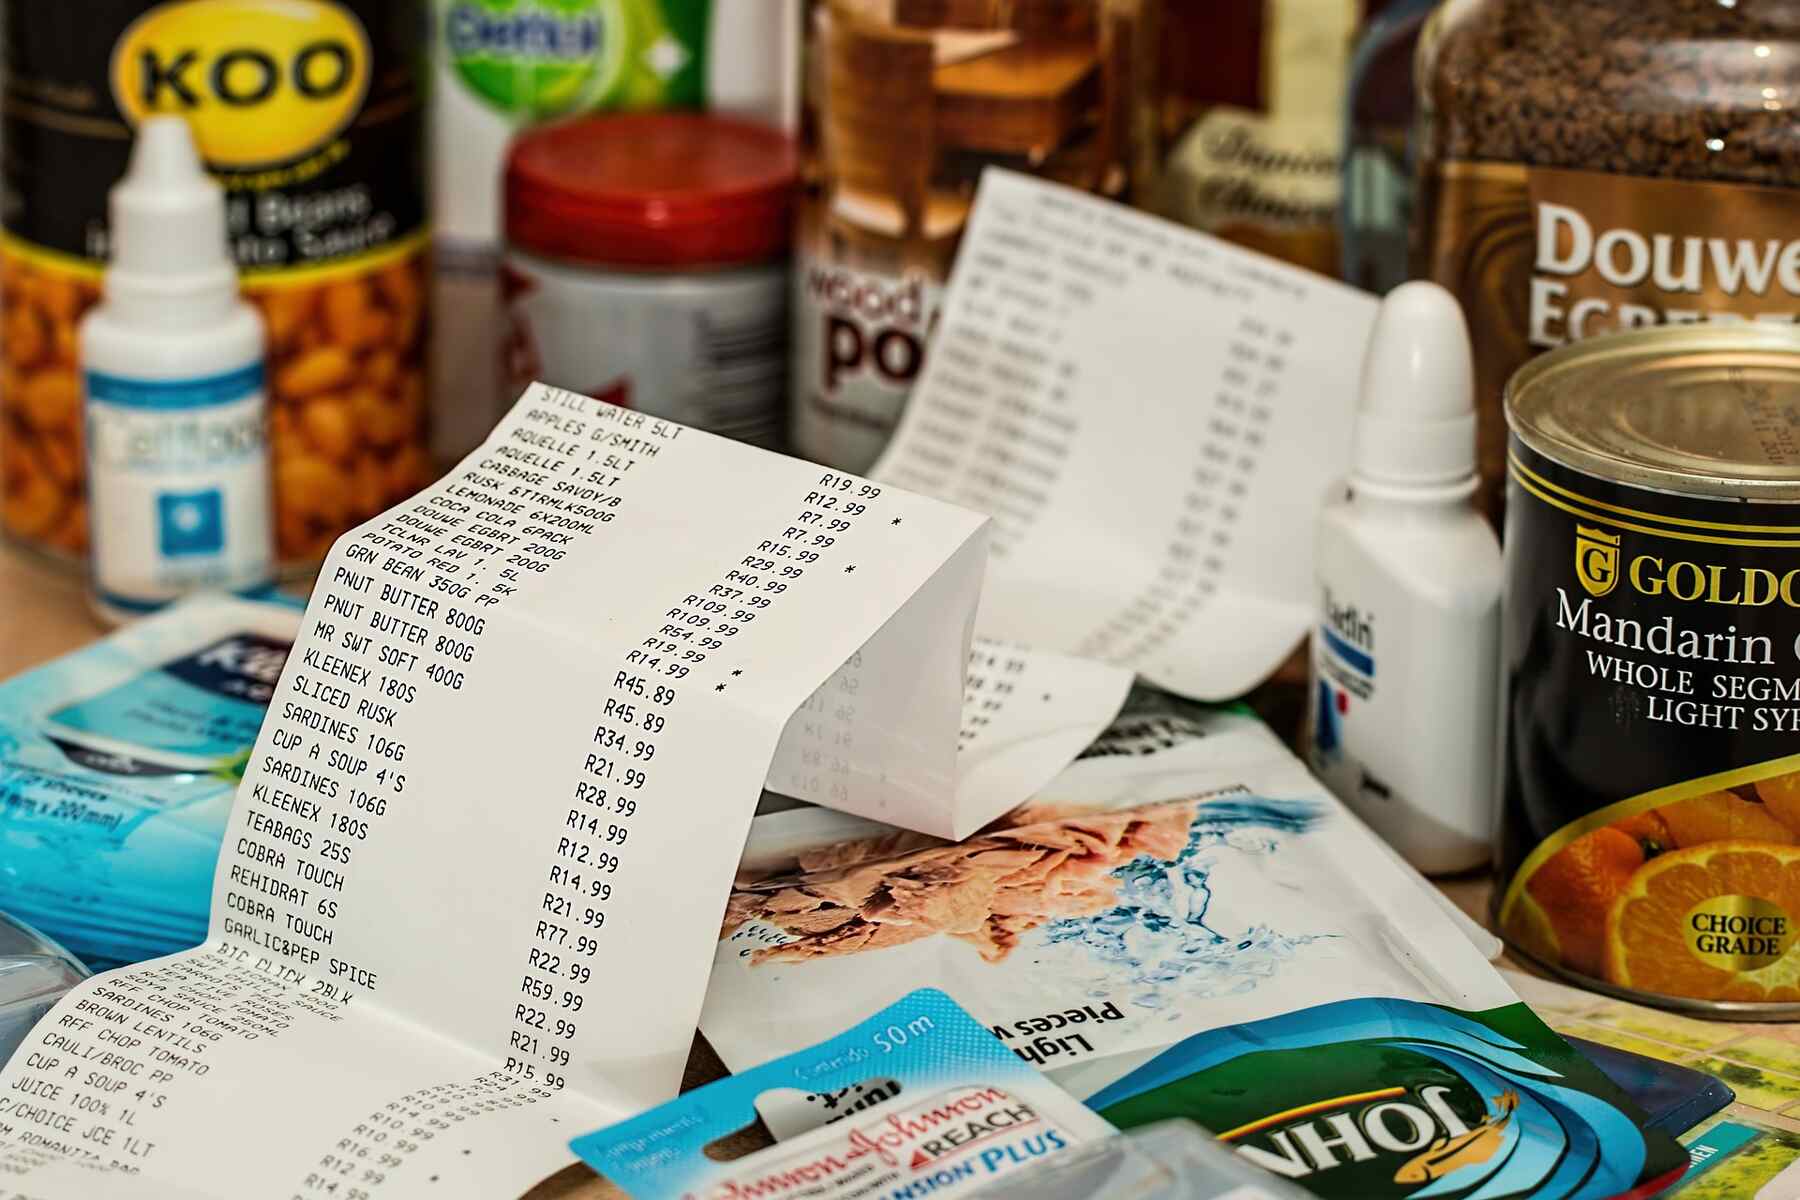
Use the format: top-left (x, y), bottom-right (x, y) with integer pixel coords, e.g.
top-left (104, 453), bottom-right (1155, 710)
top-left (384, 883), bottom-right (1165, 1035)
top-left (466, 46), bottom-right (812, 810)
top-left (79, 116), bottom-right (273, 623)
top-left (0, 593), bottom-right (298, 967)
top-left (572, 989), bottom-right (1111, 1199)
top-left (701, 701), bottom-right (1510, 1105)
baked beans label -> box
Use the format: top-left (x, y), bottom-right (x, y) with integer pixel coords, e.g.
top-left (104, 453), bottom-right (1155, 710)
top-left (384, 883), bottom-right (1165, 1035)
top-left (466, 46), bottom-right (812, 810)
top-left (1, 0), bottom-right (428, 564)
top-left (1497, 438), bottom-right (1800, 1006)
top-left (1427, 161), bottom-right (1800, 519)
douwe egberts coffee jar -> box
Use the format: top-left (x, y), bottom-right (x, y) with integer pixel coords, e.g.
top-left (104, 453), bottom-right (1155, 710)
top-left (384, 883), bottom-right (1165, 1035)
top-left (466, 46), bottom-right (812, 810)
top-left (1414, 0), bottom-right (1800, 524)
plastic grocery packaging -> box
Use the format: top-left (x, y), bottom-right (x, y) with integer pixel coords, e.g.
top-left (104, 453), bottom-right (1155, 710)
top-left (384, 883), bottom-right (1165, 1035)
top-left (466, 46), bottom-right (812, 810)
top-left (702, 700), bottom-right (1503, 1091)
top-left (1090, 997), bottom-right (1691, 1199)
top-left (968, 1120), bottom-right (1311, 1200)
top-left (701, 694), bottom-right (1691, 1200)
top-left (0, 594), bottom-right (299, 968)
top-left (573, 989), bottom-right (1111, 1200)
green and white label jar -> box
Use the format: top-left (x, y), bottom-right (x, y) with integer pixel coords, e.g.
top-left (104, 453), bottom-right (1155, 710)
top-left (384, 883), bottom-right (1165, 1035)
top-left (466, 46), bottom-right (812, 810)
top-left (428, 0), bottom-right (796, 457)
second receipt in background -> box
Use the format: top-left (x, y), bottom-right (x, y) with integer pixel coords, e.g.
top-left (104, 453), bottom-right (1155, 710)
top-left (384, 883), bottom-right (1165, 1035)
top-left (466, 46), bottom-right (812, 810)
top-left (876, 169), bottom-right (1379, 701)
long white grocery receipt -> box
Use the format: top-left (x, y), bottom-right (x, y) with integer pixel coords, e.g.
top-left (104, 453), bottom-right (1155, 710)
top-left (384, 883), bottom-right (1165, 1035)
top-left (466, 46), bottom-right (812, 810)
top-left (876, 169), bottom-right (1378, 700)
top-left (0, 385), bottom-right (991, 1197)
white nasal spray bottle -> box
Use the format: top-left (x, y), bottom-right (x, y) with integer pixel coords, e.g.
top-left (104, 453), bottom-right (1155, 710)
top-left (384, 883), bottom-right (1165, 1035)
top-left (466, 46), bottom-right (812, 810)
top-left (80, 116), bottom-right (271, 624)
top-left (1306, 281), bottom-right (1501, 875)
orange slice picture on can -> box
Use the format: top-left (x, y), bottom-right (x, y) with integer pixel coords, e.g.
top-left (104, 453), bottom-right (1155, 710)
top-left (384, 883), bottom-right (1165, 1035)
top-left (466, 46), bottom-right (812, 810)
top-left (1500, 754), bottom-right (1800, 1008)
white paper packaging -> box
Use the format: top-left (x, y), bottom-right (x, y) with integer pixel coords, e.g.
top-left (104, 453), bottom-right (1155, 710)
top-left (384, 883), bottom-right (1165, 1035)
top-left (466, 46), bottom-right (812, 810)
top-left (702, 697), bottom-right (1515, 1103)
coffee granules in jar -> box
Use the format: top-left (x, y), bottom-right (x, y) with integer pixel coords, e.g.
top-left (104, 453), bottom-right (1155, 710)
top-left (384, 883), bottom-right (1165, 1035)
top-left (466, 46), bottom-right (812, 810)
top-left (1414, 0), bottom-right (1800, 523)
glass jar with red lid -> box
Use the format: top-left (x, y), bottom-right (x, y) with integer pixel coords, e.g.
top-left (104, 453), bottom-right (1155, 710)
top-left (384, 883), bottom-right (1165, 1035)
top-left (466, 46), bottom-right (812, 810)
top-left (502, 112), bottom-right (798, 447)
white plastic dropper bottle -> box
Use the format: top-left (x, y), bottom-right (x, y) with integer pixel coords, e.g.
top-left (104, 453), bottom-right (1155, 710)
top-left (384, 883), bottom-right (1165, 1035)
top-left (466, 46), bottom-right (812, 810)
top-left (1306, 281), bottom-right (1501, 876)
top-left (80, 116), bottom-right (271, 624)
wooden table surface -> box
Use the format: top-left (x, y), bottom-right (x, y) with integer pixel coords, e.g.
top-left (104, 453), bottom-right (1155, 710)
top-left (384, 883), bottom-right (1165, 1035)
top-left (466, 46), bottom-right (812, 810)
top-left (0, 544), bottom-right (91, 678)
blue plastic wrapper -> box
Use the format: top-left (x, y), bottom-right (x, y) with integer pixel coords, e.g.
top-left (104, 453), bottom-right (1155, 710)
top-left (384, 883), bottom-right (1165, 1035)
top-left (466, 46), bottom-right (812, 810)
top-left (0, 594), bottom-right (299, 969)
top-left (573, 989), bottom-right (1112, 1199)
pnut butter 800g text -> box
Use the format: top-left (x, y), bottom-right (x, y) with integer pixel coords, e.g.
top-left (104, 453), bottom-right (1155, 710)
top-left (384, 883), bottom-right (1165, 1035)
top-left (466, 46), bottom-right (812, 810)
top-left (1, 0), bottom-right (429, 567)
top-left (1497, 325), bottom-right (1800, 1016)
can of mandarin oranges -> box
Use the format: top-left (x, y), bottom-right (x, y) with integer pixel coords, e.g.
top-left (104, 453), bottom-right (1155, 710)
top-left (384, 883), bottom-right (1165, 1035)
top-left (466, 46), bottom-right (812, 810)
top-left (1496, 325), bottom-right (1800, 1017)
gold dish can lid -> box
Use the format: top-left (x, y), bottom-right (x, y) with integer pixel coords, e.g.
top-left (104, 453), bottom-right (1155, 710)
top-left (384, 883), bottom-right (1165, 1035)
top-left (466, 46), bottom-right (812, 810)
top-left (1506, 326), bottom-right (1800, 502)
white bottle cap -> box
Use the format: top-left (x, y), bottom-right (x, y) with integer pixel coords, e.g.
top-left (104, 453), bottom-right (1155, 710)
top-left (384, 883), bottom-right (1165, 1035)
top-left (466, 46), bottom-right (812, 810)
top-left (1351, 281), bottom-right (1477, 487)
top-left (107, 116), bottom-right (236, 307)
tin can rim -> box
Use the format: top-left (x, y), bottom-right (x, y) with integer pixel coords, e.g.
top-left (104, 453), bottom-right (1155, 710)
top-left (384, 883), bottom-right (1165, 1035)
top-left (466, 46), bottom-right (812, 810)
top-left (1505, 326), bottom-right (1800, 502)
